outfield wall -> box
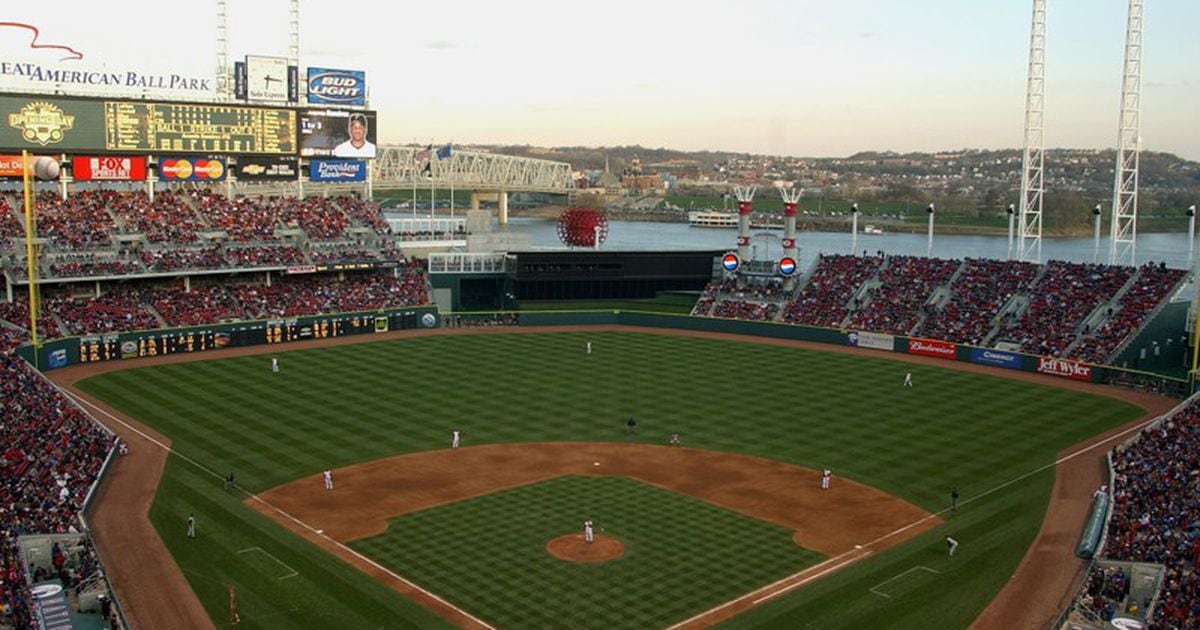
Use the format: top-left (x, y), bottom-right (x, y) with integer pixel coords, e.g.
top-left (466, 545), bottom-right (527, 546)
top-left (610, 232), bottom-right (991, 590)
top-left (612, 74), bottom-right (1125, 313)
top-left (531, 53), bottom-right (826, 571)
top-left (16, 305), bottom-right (440, 371)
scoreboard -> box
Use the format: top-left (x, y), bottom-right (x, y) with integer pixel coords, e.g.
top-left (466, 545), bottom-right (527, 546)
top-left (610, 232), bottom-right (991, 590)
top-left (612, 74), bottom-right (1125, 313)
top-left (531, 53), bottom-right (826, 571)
top-left (104, 102), bottom-right (296, 154)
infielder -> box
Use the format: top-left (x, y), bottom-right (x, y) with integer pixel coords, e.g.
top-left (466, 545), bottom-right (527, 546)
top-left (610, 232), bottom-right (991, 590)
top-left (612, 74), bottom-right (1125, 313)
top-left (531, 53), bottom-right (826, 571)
top-left (272, 357), bottom-right (279, 373)
top-left (323, 470), bottom-right (333, 490)
top-left (187, 514), bottom-right (196, 539)
top-left (584, 520), bottom-right (594, 544)
top-left (904, 372), bottom-right (913, 387)
top-left (451, 429), bottom-right (461, 449)
top-left (821, 468), bottom-right (832, 490)
top-left (945, 535), bottom-right (958, 556)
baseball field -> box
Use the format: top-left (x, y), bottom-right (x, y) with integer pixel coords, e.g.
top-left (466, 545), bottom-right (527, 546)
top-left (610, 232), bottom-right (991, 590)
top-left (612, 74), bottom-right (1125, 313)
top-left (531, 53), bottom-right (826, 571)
top-left (63, 327), bottom-right (1158, 629)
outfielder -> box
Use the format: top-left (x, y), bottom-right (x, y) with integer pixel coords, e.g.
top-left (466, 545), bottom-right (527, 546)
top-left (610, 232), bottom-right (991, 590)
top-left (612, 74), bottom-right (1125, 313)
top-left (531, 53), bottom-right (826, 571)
top-left (945, 535), bottom-right (958, 556)
top-left (821, 468), bottom-right (832, 490)
top-left (586, 341), bottom-right (592, 355)
top-left (451, 429), bottom-right (461, 449)
top-left (904, 372), bottom-right (913, 387)
top-left (323, 470), bottom-right (333, 490)
top-left (187, 514), bottom-right (196, 539)
top-left (272, 357), bottom-right (279, 373)
top-left (584, 520), bottom-right (594, 544)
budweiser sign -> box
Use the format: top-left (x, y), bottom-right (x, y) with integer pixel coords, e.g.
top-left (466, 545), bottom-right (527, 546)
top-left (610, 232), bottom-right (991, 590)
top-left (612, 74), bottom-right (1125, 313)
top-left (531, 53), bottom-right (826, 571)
top-left (1037, 357), bottom-right (1093, 381)
top-left (908, 338), bottom-right (957, 359)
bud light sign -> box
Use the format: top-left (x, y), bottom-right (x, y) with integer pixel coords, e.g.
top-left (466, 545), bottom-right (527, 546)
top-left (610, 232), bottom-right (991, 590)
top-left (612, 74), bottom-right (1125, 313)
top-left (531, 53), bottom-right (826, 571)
top-left (309, 159), bottom-right (366, 182)
top-left (306, 68), bottom-right (366, 106)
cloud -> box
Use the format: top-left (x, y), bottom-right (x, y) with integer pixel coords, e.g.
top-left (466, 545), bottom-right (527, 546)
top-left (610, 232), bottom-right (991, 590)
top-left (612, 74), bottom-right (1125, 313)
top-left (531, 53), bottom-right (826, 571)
top-left (426, 40), bottom-right (456, 50)
top-left (858, 31), bottom-right (880, 39)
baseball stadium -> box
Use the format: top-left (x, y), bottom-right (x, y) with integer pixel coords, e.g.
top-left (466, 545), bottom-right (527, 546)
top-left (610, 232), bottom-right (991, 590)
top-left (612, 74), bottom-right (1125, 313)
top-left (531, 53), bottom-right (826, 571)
top-left (2, 4), bottom-right (1199, 630)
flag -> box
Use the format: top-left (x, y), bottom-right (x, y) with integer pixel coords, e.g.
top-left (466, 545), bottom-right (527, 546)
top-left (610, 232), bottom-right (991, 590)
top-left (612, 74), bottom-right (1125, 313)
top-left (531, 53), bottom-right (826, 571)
top-left (415, 145), bottom-right (432, 161)
top-left (436, 144), bottom-right (452, 159)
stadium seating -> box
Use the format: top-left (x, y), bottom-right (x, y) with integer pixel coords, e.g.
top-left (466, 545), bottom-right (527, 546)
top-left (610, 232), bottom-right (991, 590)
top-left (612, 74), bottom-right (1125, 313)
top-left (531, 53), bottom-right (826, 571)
top-left (845, 255), bottom-right (960, 336)
top-left (781, 254), bottom-right (883, 327)
top-left (0, 349), bottom-right (114, 628)
top-left (916, 258), bottom-right (1038, 346)
top-left (1071, 263), bottom-right (1187, 364)
top-left (1102, 397), bottom-right (1200, 628)
top-left (996, 261), bottom-right (1134, 357)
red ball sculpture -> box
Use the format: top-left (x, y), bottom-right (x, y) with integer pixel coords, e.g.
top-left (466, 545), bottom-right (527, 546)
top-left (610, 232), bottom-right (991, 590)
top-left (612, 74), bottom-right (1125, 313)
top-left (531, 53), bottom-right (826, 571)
top-left (556, 207), bottom-right (609, 248)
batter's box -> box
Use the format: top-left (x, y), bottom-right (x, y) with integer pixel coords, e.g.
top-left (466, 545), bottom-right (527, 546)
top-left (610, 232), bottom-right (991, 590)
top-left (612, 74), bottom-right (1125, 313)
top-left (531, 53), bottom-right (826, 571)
top-left (237, 546), bottom-right (299, 580)
top-left (869, 565), bottom-right (940, 599)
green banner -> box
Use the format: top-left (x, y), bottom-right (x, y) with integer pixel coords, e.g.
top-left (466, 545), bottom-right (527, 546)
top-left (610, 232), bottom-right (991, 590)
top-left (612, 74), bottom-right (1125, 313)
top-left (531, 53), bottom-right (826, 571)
top-left (0, 95), bottom-right (105, 152)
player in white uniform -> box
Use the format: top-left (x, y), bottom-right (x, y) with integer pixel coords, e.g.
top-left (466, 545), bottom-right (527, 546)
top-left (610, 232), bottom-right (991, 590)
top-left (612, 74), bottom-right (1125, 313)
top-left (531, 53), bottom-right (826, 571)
top-left (904, 372), bottom-right (913, 387)
top-left (451, 429), bottom-right (461, 449)
top-left (821, 468), bottom-right (831, 489)
top-left (584, 520), bottom-right (594, 544)
top-left (272, 357), bottom-right (279, 373)
top-left (945, 535), bottom-right (958, 556)
top-left (323, 470), bottom-right (333, 490)
top-left (586, 341), bottom-right (592, 355)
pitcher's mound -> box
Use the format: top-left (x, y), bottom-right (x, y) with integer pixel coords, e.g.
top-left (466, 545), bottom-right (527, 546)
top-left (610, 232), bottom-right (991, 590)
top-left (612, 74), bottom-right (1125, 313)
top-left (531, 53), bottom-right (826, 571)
top-left (546, 534), bottom-right (624, 564)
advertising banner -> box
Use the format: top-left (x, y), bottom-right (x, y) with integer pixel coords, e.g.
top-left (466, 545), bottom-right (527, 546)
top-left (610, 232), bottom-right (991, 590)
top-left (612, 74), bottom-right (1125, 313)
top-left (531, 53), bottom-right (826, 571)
top-left (158, 157), bottom-right (226, 181)
top-left (0, 95), bottom-right (106, 152)
top-left (308, 159), bottom-right (367, 182)
top-left (298, 109), bottom-right (377, 159)
top-left (907, 337), bottom-right (957, 360)
top-left (848, 331), bottom-right (894, 351)
top-left (0, 154), bottom-right (37, 177)
top-left (969, 347), bottom-right (1022, 369)
top-left (233, 61), bottom-right (247, 100)
top-left (306, 68), bottom-right (366, 106)
top-left (72, 156), bottom-right (147, 181)
top-left (235, 157), bottom-right (298, 181)
top-left (1037, 357), bottom-right (1093, 381)
top-left (1, 60), bottom-right (213, 99)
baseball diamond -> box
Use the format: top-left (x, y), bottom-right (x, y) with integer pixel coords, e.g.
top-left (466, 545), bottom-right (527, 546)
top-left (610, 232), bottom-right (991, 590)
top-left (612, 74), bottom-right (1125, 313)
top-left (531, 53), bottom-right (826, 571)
top-left (50, 326), bottom-right (1175, 629)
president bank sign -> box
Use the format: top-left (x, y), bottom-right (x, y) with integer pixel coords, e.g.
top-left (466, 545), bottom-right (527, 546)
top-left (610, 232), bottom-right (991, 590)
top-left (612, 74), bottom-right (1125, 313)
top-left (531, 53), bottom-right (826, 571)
top-left (0, 62), bottom-right (213, 98)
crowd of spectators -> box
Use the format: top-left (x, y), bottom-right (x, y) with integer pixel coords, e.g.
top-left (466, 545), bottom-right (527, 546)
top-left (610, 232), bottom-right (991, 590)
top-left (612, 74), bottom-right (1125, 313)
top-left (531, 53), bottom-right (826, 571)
top-left (1072, 262), bottom-right (1188, 364)
top-left (36, 192), bottom-right (115, 250)
top-left (1078, 564), bottom-right (1141, 623)
top-left (996, 261), bottom-right (1134, 357)
top-left (0, 350), bottom-right (114, 627)
top-left (139, 247), bottom-right (228, 273)
top-left (0, 197), bottom-right (23, 243)
top-left (1104, 397), bottom-right (1200, 628)
top-left (845, 255), bottom-right (960, 336)
top-left (781, 254), bottom-right (884, 327)
top-left (709, 299), bottom-right (780, 321)
top-left (46, 251), bottom-right (140, 278)
top-left (144, 284), bottom-right (246, 327)
top-left (230, 267), bottom-right (429, 320)
top-left (42, 290), bottom-right (161, 336)
top-left (339, 196), bottom-right (392, 235)
top-left (0, 298), bottom-right (63, 341)
top-left (916, 258), bottom-right (1039, 346)
top-left (92, 189), bottom-right (203, 245)
top-left (225, 245), bottom-right (306, 268)
top-left (191, 190), bottom-right (283, 241)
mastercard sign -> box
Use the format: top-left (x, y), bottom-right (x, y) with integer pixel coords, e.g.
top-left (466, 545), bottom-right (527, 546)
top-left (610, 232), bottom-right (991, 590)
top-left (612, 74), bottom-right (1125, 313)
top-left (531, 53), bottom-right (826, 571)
top-left (159, 157), bottom-right (226, 181)
top-left (778, 257), bottom-right (797, 275)
top-left (722, 253), bottom-right (740, 272)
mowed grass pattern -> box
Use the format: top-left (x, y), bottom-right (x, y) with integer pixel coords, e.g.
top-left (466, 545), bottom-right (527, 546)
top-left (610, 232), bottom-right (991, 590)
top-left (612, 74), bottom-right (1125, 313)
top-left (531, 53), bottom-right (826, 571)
top-left (77, 331), bottom-right (1145, 629)
top-left (351, 475), bottom-right (823, 630)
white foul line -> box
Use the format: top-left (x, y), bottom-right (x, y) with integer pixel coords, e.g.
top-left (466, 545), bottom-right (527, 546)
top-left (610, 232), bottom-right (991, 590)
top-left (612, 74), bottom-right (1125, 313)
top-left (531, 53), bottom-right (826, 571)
top-left (868, 565), bottom-right (940, 600)
top-left (237, 546), bottom-right (299, 580)
top-left (57, 386), bottom-right (497, 630)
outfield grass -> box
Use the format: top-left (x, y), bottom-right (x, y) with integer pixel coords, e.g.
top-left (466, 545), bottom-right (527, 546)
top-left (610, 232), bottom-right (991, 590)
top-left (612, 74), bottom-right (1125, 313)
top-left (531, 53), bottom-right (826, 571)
top-left (77, 330), bottom-right (1144, 628)
top-left (351, 475), bottom-right (822, 629)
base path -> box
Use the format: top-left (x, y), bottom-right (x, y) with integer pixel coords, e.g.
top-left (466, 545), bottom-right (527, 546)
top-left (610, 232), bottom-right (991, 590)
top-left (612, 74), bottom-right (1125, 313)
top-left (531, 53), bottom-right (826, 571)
top-left (45, 324), bottom-right (1176, 629)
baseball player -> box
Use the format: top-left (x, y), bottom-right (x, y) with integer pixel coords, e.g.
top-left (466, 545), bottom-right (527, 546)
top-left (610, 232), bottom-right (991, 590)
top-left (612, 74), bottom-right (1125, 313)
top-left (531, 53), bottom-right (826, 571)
top-left (586, 341), bottom-right (592, 355)
top-left (323, 470), bottom-right (333, 490)
top-left (903, 371), bottom-right (913, 387)
top-left (272, 357), bottom-right (279, 373)
top-left (945, 535), bottom-right (958, 556)
top-left (187, 514), bottom-right (196, 539)
top-left (951, 487), bottom-right (960, 512)
top-left (627, 416), bottom-right (637, 434)
top-left (451, 429), bottom-right (461, 449)
top-left (669, 433), bottom-right (681, 447)
top-left (584, 520), bottom-right (594, 544)
top-left (821, 468), bottom-right (832, 490)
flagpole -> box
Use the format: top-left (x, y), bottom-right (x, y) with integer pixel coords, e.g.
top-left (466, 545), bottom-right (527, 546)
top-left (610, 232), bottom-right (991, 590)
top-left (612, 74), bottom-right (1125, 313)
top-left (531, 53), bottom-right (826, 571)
top-left (449, 142), bottom-right (454, 220)
top-left (410, 139), bottom-right (417, 220)
top-left (429, 138), bottom-right (435, 218)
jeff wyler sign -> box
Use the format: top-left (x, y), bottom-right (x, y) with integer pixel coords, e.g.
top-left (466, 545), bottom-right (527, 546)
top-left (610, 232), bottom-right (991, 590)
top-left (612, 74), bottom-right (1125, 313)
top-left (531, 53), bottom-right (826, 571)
top-left (0, 62), bottom-right (212, 97)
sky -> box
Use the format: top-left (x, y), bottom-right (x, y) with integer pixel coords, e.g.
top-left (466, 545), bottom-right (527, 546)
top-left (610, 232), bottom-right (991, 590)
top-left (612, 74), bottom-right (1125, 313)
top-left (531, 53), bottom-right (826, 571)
top-left (1, 0), bottom-right (1197, 159)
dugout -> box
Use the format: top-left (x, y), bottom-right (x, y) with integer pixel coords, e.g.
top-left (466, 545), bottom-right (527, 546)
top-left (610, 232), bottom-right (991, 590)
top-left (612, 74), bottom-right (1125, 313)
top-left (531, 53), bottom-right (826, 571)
top-left (508, 250), bottom-right (722, 301)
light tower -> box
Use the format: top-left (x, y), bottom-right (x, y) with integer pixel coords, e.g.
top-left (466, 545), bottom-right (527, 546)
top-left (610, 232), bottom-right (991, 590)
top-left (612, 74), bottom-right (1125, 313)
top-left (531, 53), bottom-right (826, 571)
top-left (779, 187), bottom-right (802, 291)
top-left (1109, 0), bottom-right (1144, 267)
top-left (734, 186), bottom-right (756, 265)
top-left (215, 0), bottom-right (230, 101)
top-left (1017, 0), bottom-right (1047, 263)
